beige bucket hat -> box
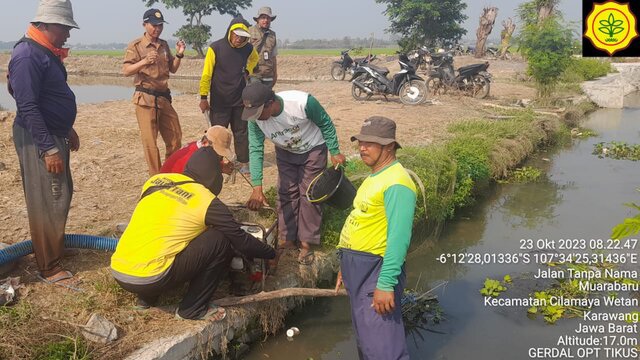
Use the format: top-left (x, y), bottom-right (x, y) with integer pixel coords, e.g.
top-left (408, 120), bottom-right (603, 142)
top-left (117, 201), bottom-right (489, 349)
top-left (32, 0), bottom-right (80, 29)
top-left (253, 7), bottom-right (276, 22)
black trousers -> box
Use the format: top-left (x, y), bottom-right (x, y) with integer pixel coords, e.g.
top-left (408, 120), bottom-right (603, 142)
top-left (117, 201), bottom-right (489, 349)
top-left (116, 228), bottom-right (232, 319)
top-left (209, 105), bottom-right (248, 163)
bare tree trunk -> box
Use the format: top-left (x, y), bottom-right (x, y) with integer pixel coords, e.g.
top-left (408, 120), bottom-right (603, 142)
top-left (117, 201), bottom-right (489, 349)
top-left (475, 7), bottom-right (499, 58)
top-left (499, 18), bottom-right (516, 60)
top-left (537, 0), bottom-right (557, 24)
top-left (212, 288), bottom-right (348, 307)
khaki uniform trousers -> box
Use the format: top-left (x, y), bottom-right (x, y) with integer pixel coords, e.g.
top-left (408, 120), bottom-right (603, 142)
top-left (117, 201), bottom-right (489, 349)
top-left (135, 95), bottom-right (182, 175)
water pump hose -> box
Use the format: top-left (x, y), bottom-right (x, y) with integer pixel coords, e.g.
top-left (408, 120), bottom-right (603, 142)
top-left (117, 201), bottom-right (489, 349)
top-left (0, 234), bottom-right (117, 266)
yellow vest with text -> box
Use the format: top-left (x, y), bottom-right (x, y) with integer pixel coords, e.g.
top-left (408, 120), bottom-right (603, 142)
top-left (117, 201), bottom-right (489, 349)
top-left (110, 174), bottom-right (215, 277)
top-left (338, 162), bottom-right (417, 256)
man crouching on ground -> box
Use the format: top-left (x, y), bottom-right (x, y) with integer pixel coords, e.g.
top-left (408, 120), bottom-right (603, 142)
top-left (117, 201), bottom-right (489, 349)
top-left (110, 144), bottom-right (275, 320)
top-left (335, 116), bottom-right (416, 359)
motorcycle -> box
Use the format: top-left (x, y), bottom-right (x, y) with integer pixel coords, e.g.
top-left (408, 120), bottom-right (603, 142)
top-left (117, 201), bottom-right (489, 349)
top-left (351, 53), bottom-right (428, 105)
top-left (331, 49), bottom-right (376, 81)
top-left (425, 51), bottom-right (492, 99)
top-left (407, 46), bottom-right (431, 74)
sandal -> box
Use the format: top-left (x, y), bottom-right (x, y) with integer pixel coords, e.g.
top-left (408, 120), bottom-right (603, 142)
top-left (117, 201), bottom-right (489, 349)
top-left (175, 305), bottom-right (226, 321)
top-left (298, 249), bottom-right (315, 266)
top-left (36, 270), bottom-right (82, 292)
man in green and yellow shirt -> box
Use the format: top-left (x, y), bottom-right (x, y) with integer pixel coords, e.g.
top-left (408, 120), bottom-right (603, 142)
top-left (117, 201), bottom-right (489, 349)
top-left (336, 116), bottom-right (416, 360)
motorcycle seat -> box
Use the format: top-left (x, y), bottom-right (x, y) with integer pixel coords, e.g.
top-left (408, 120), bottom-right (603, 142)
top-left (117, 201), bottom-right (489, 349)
top-left (457, 63), bottom-right (487, 76)
top-left (367, 64), bottom-right (390, 76)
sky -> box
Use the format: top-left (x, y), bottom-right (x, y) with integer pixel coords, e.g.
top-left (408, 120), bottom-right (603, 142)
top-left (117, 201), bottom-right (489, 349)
top-left (0, 0), bottom-right (581, 45)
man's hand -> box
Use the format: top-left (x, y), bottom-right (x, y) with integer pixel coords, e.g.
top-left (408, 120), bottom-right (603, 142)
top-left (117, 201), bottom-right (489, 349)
top-left (372, 288), bottom-right (395, 315)
top-left (247, 186), bottom-right (269, 210)
top-left (145, 50), bottom-right (158, 65)
top-left (44, 153), bottom-right (64, 174)
top-left (221, 160), bottom-right (233, 175)
top-left (330, 153), bottom-right (346, 168)
top-left (176, 39), bottom-right (186, 55)
top-left (199, 99), bottom-right (210, 113)
top-left (68, 128), bottom-right (80, 151)
top-left (334, 270), bottom-right (343, 293)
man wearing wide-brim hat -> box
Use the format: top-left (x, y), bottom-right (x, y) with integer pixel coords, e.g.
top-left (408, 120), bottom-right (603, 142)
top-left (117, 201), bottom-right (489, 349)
top-left (248, 6), bottom-right (278, 88)
top-left (335, 116), bottom-right (417, 360)
top-left (8, 0), bottom-right (81, 288)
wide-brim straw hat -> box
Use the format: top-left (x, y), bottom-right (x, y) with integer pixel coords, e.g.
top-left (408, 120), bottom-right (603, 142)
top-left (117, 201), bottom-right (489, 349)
top-left (32, 0), bottom-right (79, 29)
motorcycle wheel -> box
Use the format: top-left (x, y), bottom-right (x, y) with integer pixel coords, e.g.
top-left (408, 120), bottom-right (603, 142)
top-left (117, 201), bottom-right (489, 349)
top-left (470, 74), bottom-right (491, 99)
top-left (399, 80), bottom-right (428, 105)
top-left (331, 64), bottom-right (346, 81)
top-left (425, 76), bottom-right (445, 96)
top-left (351, 75), bottom-right (373, 101)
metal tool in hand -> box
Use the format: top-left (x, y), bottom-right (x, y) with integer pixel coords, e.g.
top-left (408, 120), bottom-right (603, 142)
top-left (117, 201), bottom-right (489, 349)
top-left (203, 110), bottom-right (211, 127)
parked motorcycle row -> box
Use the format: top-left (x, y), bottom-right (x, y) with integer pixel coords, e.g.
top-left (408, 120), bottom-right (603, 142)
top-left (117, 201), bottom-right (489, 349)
top-left (330, 46), bottom-right (494, 104)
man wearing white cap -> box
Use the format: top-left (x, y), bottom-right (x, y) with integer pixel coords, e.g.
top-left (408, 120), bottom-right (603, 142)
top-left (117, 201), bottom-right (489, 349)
top-left (249, 6), bottom-right (278, 88)
top-left (199, 17), bottom-right (259, 176)
top-left (8, 0), bottom-right (80, 286)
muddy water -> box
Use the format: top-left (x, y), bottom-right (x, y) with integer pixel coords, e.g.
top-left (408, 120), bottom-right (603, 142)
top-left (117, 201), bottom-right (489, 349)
top-left (243, 99), bottom-right (640, 359)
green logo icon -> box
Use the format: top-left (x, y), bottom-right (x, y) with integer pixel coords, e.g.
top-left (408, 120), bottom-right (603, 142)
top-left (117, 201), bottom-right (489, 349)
top-left (599, 13), bottom-right (625, 42)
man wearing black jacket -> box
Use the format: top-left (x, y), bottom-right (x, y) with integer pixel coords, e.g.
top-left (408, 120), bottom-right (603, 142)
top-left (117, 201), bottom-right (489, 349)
top-left (199, 17), bottom-right (259, 175)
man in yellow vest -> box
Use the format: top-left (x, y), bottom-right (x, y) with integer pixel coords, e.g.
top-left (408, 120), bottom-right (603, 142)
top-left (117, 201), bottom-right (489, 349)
top-left (335, 116), bottom-right (416, 359)
top-left (111, 142), bottom-right (275, 320)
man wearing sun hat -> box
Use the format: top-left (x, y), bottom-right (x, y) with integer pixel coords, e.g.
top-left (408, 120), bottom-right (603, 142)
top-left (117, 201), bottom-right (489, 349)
top-left (249, 6), bottom-right (278, 88)
top-left (199, 17), bottom-right (259, 176)
top-left (160, 126), bottom-right (235, 175)
top-left (9, 0), bottom-right (81, 287)
top-left (123, 8), bottom-right (186, 176)
top-left (335, 116), bottom-right (416, 359)
top-left (241, 81), bottom-right (346, 267)
top-left (111, 143), bottom-right (275, 320)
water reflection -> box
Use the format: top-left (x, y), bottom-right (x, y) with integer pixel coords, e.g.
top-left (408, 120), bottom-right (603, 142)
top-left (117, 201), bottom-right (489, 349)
top-left (0, 75), bottom-right (198, 111)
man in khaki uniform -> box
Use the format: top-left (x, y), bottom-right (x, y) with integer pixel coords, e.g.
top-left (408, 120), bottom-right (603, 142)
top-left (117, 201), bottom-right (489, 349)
top-left (249, 7), bottom-right (278, 88)
top-left (123, 9), bottom-right (186, 175)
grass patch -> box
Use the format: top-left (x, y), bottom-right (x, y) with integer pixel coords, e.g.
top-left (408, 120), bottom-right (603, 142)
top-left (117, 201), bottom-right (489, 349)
top-left (498, 166), bottom-right (543, 184)
top-left (33, 336), bottom-right (91, 360)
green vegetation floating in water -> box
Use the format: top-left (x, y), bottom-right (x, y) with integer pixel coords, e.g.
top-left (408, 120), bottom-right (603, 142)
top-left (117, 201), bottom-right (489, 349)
top-left (479, 276), bottom-right (511, 297)
top-left (593, 141), bottom-right (640, 161)
top-left (571, 127), bottom-right (598, 139)
top-left (498, 166), bottom-right (543, 184)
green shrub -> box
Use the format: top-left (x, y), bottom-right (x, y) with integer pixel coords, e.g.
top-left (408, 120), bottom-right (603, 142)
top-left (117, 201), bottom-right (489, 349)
top-left (561, 58), bottom-right (613, 83)
top-left (33, 337), bottom-right (91, 360)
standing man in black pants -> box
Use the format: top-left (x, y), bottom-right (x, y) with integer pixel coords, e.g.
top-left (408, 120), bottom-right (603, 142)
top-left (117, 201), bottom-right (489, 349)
top-left (199, 17), bottom-right (259, 176)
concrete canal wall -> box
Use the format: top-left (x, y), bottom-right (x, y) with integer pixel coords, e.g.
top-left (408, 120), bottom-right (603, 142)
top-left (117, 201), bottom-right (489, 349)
top-left (582, 63), bottom-right (640, 108)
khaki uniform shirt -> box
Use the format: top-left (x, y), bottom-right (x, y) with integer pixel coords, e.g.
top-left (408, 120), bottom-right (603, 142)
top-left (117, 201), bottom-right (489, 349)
top-left (124, 33), bottom-right (174, 106)
top-left (248, 26), bottom-right (277, 79)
